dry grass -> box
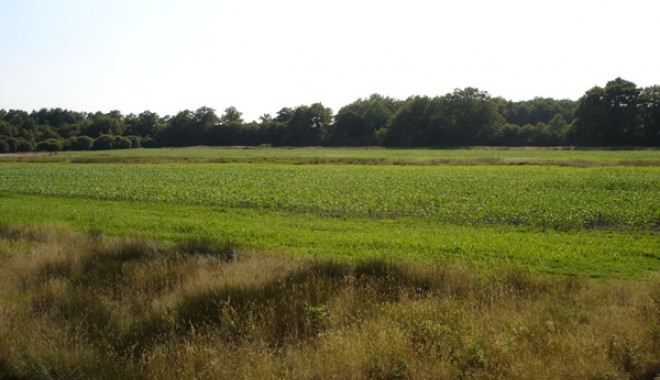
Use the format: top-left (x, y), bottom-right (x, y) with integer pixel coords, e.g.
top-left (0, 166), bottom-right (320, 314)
top-left (0, 224), bottom-right (658, 379)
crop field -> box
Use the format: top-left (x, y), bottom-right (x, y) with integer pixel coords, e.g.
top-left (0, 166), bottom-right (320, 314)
top-left (0, 150), bottom-right (658, 278)
top-left (2, 146), bottom-right (660, 166)
top-left (0, 147), bottom-right (658, 378)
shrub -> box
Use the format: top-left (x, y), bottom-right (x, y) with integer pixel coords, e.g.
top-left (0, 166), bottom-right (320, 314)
top-left (140, 136), bottom-right (157, 148)
top-left (36, 138), bottom-right (64, 152)
top-left (125, 135), bottom-right (142, 149)
top-left (65, 136), bottom-right (94, 151)
top-left (0, 140), bottom-right (9, 153)
top-left (3, 137), bottom-right (20, 152)
top-left (93, 135), bottom-right (115, 150)
top-left (93, 135), bottom-right (132, 150)
top-left (14, 138), bottom-right (34, 152)
top-left (114, 136), bottom-right (132, 149)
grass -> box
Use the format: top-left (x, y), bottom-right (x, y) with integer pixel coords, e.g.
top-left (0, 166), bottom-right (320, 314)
top-left (0, 147), bottom-right (658, 377)
top-left (0, 163), bottom-right (657, 229)
top-left (0, 225), bottom-right (658, 379)
top-left (0, 194), bottom-right (657, 279)
top-left (1, 146), bottom-right (659, 166)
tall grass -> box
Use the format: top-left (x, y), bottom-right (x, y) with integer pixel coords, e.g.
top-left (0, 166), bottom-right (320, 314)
top-left (0, 224), bottom-right (658, 379)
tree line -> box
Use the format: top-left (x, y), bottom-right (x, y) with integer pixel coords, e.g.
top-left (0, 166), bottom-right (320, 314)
top-left (1, 78), bottom-right (658, 153)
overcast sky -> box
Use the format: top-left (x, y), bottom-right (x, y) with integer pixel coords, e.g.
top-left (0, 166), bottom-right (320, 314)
top-left (1, 0), bottom-right (658, 121)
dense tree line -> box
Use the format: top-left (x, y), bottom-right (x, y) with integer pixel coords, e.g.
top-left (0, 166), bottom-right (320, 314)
top-left (1, 78), bottom-right (658, 153)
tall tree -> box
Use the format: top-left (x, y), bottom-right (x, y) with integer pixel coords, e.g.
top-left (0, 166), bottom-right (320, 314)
top-left (442, 88), bottom-right (502, 145)
top-left (637, 85), bottom-right (660, 146)
top-left (85, 112), bottom-right (125, 137)
top-left (124, 111), bottom-right (162, 137)
top-left (281, 103), bottom-right (332, 146)
top-left (220, 106), bottom-right (243, 124)
top-left (573, 78), bottom-right (640, 146)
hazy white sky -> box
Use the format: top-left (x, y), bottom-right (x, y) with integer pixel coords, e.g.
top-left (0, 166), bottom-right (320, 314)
top-left (1, 0), bottom-right (658, 121)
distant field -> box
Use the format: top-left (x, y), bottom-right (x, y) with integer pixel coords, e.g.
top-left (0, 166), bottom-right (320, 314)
top-left (2, 146), bottom-right (659, 166)
top-left (0, 147), bottom-right (658, 279)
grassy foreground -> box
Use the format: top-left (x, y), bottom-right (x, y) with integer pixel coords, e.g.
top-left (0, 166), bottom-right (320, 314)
top-left (0, 225), bottom-right (658, 379)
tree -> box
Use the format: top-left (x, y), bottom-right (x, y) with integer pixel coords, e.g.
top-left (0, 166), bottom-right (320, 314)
top-left (124, 111), bottom-right (162, 137)
top-left (157, 110), bottom-right (193, 146)
top-left (442, 87), bottom-right (502, 145)
top-left (220, 106), bottom-right (243, 124)
top-left (573, 78), bottom-right (640, 146)
top-left (330, 109), bottom-right (364, 145)
top-left (191, 107), bottom-right (221, 145)
top-left (280, 103), bottom-right (332, 146)
top-left (0, 120), bottom-right (17, 137)
top-left (85, 112), bottom-right (125, 137)
top-left (36, 138), bottom-right (64, 152)
top-left (638, 85), bottom-right (660, 146)
top-left (329, 94), bottom-right (398, 146)
top-left (384, 96), bottom-right (432, 146)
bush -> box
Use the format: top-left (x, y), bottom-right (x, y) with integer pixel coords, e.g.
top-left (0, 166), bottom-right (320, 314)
top-left (2, 137), bottom-right (18, 152)
top-left (93, 135), bottom-right (132, 150)
top-left (93, 135), bottom-right (115, 150)
top-left (65, 136), bottom-right (94, 151)
top-left (140, 136), bottom-right (158, 148)
top-left (125, 135), bottom-right (142, 149)
top-left (15, 138), bottom-right (34, 152)
top-left (114, 136), bottom-right (132, 149)
top-left (0, 140), bottom-right (9, 153)
top-left (36, 138), bottom-right (64, 152)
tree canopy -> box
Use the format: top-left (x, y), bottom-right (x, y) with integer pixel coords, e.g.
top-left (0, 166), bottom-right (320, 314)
top-left (1, 78), bottom-right (658, 152)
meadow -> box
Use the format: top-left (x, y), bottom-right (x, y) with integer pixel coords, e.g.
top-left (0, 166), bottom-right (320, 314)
top-left (1, 146), bottom-right (660, 167)
top-left (0, 147), bottom-right (658, 379)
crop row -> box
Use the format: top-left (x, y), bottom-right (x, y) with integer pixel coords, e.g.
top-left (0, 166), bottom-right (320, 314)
top-left (0, 163), bottom-right (658, 230)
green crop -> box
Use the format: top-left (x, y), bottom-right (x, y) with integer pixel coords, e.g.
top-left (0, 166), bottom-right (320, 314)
top-left (0, 163), bottom-right (657, 230)
top-left (1, 148), bottom-right (658, 279)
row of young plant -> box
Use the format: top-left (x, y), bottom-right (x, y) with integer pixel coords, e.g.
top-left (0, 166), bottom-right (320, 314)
top-left (1, 163), bottom-right (657, 229)
top-left (1, 77), bottom-right (658, 152)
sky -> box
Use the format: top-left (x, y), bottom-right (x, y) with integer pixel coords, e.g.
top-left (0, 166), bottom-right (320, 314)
top-left (1, 0), bottom-right (658, 121)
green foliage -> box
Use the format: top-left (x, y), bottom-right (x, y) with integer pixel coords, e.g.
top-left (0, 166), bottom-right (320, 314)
top-left (1, 162), bottom-right (656, 230)
top-left (0, 120), bottom-right (17, 136)
top-left (329, 94), bottom-right (399, 146)
top-left (93, 135), bottom-right (132, 150)
top-left (65, 135), bottom-right (94, 150)
top-left (85, 112), bottom-right (125, 137)
top-left (499, 97), bottom-right (576, 127)
top-left (1, 79), bottom-right (658, 148)
top-left (124, 110), bottom-right (161, 137)
top-left (35, 138), bottom-right (64, 151)
top-left (0, 148), bottom-right (658, 280)
top-left (0, 140), bottom-right (8, 153)
top-left (14, 137), bottom-right (34, 152)
top-left (638, 85), bottom-right (660, 146)
top-left (573, 78), bottom-right (649, 146)
top-left (125, 135), bottom-right (142, 148)
top-left (220, 106), bottom-right (243, 124)
top-left (280, 103), bottom-right (333, 146)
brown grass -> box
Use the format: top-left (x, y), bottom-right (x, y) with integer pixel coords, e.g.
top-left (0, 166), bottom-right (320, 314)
top-left (0, 224), bottom-right (658, 379)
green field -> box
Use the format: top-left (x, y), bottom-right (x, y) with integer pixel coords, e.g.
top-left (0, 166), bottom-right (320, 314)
top-left (1, 147), bottom-right (659, 379)
top-left (0, 148), bottom-right (658, 279)
top-left (2, 146), bottom-right (660, 166)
